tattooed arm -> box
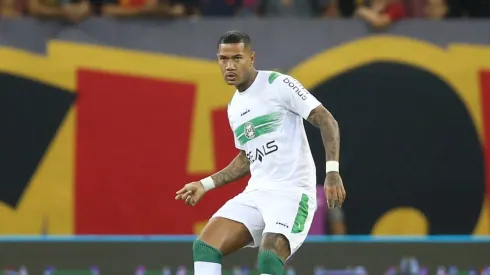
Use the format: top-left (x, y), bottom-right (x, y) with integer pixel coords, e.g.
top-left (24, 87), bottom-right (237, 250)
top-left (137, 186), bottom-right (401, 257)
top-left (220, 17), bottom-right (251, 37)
top-left (210, 150), bottom-right (250, 188)
top-left (307, 105), bottom-right (340, 162)
top-left (307, 105), bottom-right (345, 208)
top-left (175, 150), bottom-right (250, 206)
top-left (272, 74), bottom-right (344, 208)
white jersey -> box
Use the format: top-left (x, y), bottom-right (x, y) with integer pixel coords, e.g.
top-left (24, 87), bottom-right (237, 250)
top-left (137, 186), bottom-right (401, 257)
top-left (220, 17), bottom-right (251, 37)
top-left (227, 70), bottom-right (322, 197)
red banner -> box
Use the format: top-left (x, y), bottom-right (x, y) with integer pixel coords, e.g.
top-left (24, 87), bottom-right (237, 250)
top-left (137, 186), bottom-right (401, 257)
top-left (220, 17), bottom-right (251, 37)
top-left (75, 69), bottom-right (247, 234)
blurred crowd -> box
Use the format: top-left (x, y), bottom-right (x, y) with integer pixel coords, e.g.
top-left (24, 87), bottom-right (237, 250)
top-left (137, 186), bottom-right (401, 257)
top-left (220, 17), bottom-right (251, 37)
top-left (0, 0), bottom-right (489, 25)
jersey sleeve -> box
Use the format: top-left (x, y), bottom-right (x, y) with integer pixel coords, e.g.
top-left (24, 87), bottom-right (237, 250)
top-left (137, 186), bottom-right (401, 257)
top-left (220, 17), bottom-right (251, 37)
top-left (275, 75), bottom-right (322, 120)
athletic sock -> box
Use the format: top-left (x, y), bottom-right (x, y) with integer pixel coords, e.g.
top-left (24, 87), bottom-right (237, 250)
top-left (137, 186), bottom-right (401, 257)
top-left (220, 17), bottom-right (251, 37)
top-left (257, 250), bottom-right (284, 275)
top-left (193, 239), bottom-right (223, 275)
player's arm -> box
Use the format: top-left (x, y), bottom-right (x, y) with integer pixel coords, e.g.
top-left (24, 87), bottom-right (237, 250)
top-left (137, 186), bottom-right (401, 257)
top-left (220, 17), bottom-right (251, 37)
top-left (306, 102), bottom-right (345, 208)
top-left (198, 150), bottom-right (249, 191)
top-left (208, 150), bottom-right (250, 188)
top-left (176, 150), bottom-right (249, 206)
top-left (307, 105), bottom-right (340, 162)
top-left (275, 74), bottom-right (345, 208)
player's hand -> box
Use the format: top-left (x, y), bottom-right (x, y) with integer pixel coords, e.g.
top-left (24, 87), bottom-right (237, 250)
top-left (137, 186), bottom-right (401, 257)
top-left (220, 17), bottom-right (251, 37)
top-left (175, 181), bottom-right (206, 207)
top-left (324, 172), bottom-right (346, 209)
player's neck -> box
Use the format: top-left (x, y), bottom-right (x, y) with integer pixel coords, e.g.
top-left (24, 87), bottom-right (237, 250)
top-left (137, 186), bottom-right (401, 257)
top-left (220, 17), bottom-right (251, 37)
top-left (236, 69), bottom-right (259, 93)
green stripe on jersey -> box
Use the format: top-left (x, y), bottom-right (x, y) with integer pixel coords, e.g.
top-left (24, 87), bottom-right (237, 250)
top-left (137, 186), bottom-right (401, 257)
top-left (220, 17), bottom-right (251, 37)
top-left (234, 112), bottom-right (282, 146)
top-left (268, 72), bottom-right (281, 84)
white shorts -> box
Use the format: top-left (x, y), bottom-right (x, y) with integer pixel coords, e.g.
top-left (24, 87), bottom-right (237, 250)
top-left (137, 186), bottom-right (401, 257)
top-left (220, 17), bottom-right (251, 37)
top-left (211, 189), bottom-right (317, 257)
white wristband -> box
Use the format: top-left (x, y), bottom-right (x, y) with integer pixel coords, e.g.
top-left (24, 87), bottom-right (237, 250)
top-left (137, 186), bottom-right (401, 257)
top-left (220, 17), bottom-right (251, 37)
top-left (326, 161), bottom-right (339, 173)
top-left (200, 176), bottom-right (216, 192)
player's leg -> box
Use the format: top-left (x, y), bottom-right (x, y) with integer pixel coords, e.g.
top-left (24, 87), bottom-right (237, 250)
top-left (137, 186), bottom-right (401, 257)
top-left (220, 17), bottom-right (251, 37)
top-left (193, 193), bottom-right (265, 275)
top-left (257, 191), bottom-right (316, 275)
top-left (257, 233), bottom-right (290, 275)
top-left (194, 217), bottom-right (252, 275)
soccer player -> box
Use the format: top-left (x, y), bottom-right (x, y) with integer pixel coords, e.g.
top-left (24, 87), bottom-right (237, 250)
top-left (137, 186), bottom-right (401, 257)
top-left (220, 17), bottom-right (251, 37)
top-left (175, 30), bottom-right (346, 275)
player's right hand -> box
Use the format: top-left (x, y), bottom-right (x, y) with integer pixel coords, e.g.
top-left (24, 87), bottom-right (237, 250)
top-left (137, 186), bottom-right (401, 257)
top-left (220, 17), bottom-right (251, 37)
top-left (175, 181), bottom-right (206, 207)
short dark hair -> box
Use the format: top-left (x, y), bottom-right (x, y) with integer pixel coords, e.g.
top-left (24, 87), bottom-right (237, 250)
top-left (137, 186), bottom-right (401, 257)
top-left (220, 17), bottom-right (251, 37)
top-left (217, 30), bottom-right (251, 49)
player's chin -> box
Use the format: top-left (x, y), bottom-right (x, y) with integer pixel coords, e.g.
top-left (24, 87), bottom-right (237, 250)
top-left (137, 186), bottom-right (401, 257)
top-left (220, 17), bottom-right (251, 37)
top-left (225, 79), bottom-right (238, 86)
top-left (224, 76), bottom-right (240, 86)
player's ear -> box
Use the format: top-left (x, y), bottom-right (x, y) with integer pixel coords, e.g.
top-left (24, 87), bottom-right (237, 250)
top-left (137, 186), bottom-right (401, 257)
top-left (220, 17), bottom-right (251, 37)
top-left (250, 51), bottom-right (256, 66)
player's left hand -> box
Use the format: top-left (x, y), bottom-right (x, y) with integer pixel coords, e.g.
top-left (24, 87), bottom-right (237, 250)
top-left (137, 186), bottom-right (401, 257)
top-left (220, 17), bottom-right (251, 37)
top-left (324, 172), bottom-right (346, 209)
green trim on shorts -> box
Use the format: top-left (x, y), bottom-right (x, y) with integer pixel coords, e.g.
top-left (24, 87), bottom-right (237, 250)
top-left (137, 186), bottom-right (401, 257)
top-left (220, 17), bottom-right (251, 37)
top-left (291, 194), bottom-right (309, 234)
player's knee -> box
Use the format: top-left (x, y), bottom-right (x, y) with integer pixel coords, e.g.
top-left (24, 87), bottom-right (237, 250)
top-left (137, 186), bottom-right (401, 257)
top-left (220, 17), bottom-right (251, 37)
top-left (257, 250), bottom-right (284, 275)
top-left (193, 239), bottom-right (223, 264)
top-left (261, 233), bottom-right (291, 260)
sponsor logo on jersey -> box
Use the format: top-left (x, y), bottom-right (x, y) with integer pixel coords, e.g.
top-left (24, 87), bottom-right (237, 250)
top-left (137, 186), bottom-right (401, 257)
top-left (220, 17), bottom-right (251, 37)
top-left (283, 77), bottom-right (309, 100)
top-left (240, 108), bottom-right (250, 116)
top-left (246, 140), bottom-right (278, 163)
top-left (276, 222), bottom-right (289, 228)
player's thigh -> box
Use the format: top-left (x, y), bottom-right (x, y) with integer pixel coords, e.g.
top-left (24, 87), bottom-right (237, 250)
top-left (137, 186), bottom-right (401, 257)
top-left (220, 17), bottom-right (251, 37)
top-left (259, 191), bottom-right (316, 260)
top-left (198, 192), bottom-right (265, 256)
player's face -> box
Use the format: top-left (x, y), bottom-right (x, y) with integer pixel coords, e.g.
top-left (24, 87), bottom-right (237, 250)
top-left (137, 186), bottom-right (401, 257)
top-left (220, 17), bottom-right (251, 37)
top-left (217, 43), bottom-right (254, 86)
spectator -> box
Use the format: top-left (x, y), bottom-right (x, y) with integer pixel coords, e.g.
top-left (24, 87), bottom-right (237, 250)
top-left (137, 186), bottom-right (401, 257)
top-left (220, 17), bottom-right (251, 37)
top-left (58, 0), bottom-right (92, 23)
top-left (101, 0), bottom-right (158, 17)
top-left (236, 0), bottom-right (264, 17)
top-left (260, 0), bottom-right (330, 17)
top-left (197, 0), bottom-right (243, 17)
top-left (424, 0), bottom-right (446, 19)
top-left (355, 0), bottom-right (407, 29)
top-left (337, 0), bottom-right (358, 17)
top-left (101, 0), bottom-right (185, 18)
top-left (170, 0), bottom-right (199, 16)
top-left (19, 0), bottom-right (92, 23)
top-left (444, 0), bottom-right (490, 18)
top-left (315, 0), bottom-right (338, 17)
top-left (0, 0), bottom-right (24, 16)
top-left (404, 0), bottom-right (425, 17)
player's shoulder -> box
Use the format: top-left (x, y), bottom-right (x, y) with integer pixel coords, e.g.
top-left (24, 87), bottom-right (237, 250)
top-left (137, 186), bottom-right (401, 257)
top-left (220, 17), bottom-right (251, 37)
top-left (261, 70), bottom-right (307, 98)
top-left (260, 70), bottom-right (302, 89)
top-left (260, 70), bottom-right (290, 86)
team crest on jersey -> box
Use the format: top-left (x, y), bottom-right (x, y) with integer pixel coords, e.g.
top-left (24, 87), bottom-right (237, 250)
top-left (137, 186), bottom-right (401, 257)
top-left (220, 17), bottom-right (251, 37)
top-left (244, 122), bottom-right (256, 139)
